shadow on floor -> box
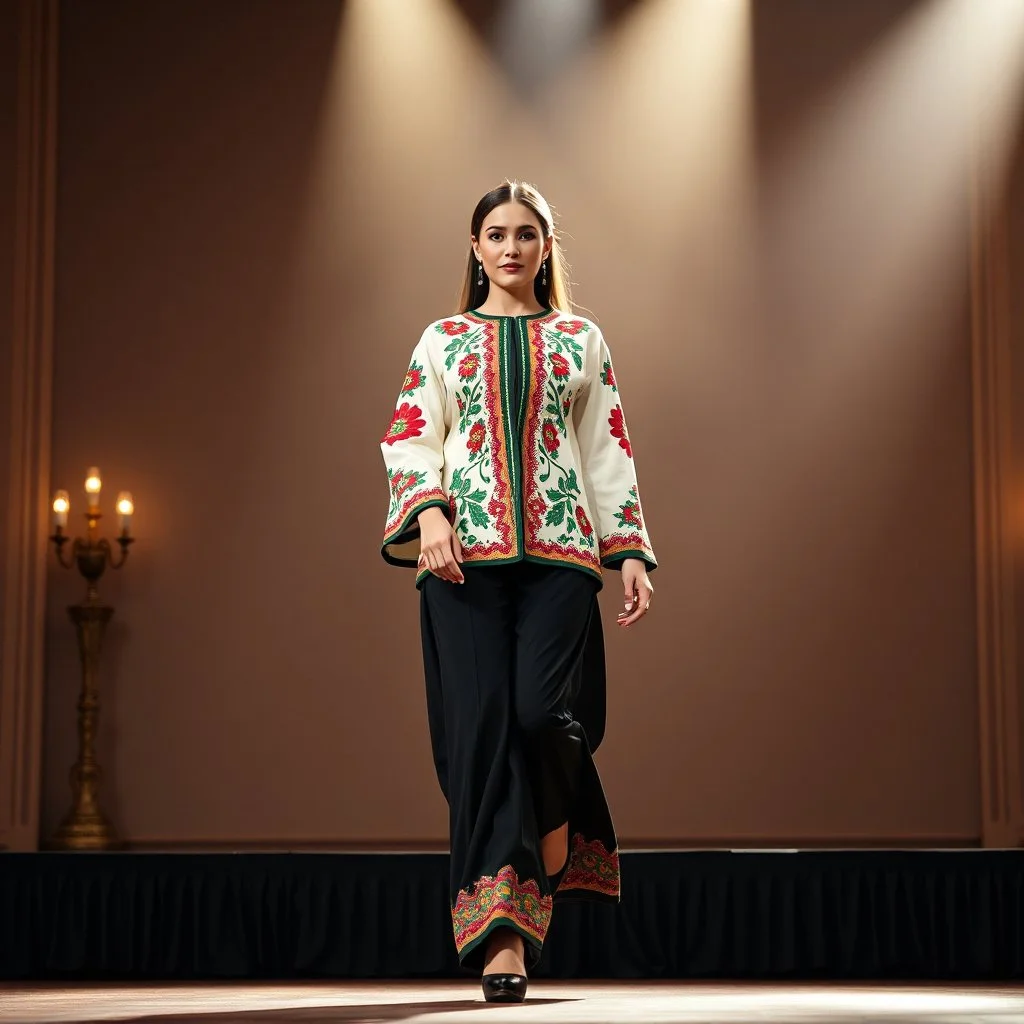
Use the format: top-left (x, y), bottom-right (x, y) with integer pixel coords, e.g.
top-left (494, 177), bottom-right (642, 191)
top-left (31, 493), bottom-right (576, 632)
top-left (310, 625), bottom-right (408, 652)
top-left (116, 996), bottom-right (579, 1023)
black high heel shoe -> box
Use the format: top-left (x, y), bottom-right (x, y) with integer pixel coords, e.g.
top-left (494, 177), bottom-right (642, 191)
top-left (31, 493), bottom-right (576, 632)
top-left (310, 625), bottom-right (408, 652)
top-left (482, 973), bottom-right (528, 1003)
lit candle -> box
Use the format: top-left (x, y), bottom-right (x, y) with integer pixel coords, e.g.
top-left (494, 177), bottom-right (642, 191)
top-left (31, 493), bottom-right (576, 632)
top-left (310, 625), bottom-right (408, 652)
top-left (52, 490), bottom-right (69, 529)
top-left (116, 492), bottom-right (134, 535)
top-left (84, 467), bottom-right (102, 510)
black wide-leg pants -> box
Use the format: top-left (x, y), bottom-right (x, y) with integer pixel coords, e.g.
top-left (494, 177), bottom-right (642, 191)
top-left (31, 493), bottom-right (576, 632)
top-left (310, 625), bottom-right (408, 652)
top-left (420, 561), bottom-right (620, 971)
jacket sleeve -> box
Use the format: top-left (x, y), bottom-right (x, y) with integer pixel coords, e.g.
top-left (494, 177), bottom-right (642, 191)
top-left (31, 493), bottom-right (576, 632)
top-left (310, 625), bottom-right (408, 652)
top-left (380, 329), bottom-right (450, 567)
top-left (572, 326), bottom-right (657, 572)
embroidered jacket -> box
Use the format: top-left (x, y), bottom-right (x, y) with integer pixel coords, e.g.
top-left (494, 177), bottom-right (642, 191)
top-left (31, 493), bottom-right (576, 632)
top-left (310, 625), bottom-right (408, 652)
top-left (380, 308), bottom-right (657, 586)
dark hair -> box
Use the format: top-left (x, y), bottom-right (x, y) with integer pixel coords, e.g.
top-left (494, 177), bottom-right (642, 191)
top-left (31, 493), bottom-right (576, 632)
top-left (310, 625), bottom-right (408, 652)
top-left (457, 179), bottom-right (573, 313)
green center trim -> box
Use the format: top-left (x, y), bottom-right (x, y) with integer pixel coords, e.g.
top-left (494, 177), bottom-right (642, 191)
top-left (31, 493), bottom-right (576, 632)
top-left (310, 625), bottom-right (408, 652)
top-left (514, 317), bottom-right (530, 435)
top-left (497, 319), bottom-right (522, 559)
top-left (513, 317), bottom-right (530, 557)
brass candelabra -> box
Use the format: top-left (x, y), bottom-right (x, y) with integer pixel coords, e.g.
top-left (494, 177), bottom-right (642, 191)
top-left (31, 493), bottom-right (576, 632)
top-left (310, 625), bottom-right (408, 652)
top-left (47, 468), bottom-right (135, 851)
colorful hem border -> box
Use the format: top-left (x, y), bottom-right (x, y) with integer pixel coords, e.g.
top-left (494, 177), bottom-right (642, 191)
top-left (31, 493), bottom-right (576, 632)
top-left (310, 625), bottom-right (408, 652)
top-left (558, 833), bottom-right (620, 899)
top-left (452, 864), bottom-right (552, 958)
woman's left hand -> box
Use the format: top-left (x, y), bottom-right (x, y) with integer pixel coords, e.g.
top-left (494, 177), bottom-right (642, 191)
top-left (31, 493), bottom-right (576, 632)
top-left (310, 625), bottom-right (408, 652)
top-left (617, 558), bottom-right (653, 628)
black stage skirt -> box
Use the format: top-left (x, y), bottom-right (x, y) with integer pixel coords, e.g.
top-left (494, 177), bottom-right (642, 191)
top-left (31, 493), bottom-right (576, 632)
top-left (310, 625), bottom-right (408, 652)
top-left (420, 561), bottom-right (619, 971)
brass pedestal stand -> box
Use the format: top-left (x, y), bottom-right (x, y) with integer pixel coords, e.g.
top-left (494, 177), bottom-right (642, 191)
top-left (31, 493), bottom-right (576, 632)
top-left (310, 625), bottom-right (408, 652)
top-left (48, 506), bottom-right (133, 850)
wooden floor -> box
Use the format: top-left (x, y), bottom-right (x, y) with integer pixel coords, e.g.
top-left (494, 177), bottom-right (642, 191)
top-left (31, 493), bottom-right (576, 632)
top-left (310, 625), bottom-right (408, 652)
top-left (2, 982), bottom-right (1024, 1023)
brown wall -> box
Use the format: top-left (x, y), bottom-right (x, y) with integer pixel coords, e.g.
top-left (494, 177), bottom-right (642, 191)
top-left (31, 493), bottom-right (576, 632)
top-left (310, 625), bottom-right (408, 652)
top-left (39, 0), bottom-right (994, 847)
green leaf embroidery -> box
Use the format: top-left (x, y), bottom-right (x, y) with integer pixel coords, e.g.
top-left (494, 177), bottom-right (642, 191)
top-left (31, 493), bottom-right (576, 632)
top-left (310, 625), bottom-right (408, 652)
top-left (457, 381), bottom-right (484, 434)
top-left (444, 337), bottom-right (466, 370)
top-left (467, 489), bottom-right (486, 503)
top-left (449, 468), bottom-right (467, 496)
top-left (468, 502), bottom-right (490, 528)
top-left (546, 488), bottom-right (563, 503)
top-left (546, 503), bottom-right (566, 526)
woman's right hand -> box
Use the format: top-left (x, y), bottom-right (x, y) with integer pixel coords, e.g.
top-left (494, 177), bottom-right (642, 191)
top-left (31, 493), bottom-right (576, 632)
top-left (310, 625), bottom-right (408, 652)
top-left (417, 506), bottom-right (465, 583)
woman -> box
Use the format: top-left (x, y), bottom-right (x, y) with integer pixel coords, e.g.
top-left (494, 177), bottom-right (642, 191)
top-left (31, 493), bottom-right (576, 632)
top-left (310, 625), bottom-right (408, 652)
top-left (379, 180), bottom-right (656, 1003)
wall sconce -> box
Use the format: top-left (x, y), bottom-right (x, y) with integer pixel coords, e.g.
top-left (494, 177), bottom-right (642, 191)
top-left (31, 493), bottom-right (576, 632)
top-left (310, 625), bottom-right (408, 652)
top-left (47, 466), bottom-right (136, 851)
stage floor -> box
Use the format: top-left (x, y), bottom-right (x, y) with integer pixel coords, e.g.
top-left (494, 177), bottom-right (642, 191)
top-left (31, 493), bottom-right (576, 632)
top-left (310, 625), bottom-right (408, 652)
top-left (2, 982), bottom-right (1024, 1023)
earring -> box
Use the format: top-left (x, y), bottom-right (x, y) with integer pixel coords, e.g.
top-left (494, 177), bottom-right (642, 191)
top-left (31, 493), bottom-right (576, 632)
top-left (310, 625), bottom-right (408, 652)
top-left (477, 261), bottom-right (483, 286)
top-left (541, 259), bottom-right (547, 286)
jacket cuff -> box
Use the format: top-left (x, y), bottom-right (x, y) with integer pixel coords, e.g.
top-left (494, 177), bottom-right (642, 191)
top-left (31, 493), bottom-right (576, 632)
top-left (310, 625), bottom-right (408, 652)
top-left (599, 534), bottom-right (657, 573)
top-left (382, 490), bottom-right (449, 567)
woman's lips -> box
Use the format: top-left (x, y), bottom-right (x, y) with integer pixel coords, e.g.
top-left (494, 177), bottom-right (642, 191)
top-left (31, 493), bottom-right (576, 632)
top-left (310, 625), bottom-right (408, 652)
top-left (500, 264), bottom-right (523, 272)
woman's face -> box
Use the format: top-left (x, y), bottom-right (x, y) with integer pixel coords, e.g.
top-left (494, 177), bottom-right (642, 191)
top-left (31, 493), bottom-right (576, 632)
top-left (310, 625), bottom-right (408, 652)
top-left (473, 202), bottom-right (551, 290)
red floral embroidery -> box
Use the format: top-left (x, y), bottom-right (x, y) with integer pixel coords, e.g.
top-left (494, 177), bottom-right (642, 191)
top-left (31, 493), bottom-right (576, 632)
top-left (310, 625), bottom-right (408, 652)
top-left (467, 421), bottom-right (486, 454)
top-left (611, 485), bottom-right (646, 535)
top-left (402, 364), bottom-right (425, 395)
top-left (575, 506), bottom-right (593, 538)
top-left (441, 320), bottom-right (469, 336)
top-left (527, 493), bottom-right (548, 529)
top-left (459, 353), bottom-right (480, 379)
top-left (542, 421), bottom-right (559, 454)
top-left (487, 495), bottom-right (504, 518)
top-left (555, 319), bottom-right (586, 335)
top-left (601, 360), bottom-right (616, 391)
top-left (390, 470), bottom-right (419, 497)
top-left (608, 406), bottom-right (632, 458)
top-left (550, 353), bottom-right (571, 378)
top-left (383, 402), bottom-right (426, 445)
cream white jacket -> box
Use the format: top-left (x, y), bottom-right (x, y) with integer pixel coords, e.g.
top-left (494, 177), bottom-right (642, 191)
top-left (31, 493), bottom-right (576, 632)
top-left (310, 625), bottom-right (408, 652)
top-left (380, 308), bottom-right (657, 586)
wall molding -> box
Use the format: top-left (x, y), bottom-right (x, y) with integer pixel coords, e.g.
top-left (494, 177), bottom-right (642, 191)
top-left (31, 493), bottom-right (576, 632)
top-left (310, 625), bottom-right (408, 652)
top-left (0, 0), bottom-right (58, 852)
top-left (969, 122), bottom-right (1023, 849)
top-left (124, 833), bottom-right (980, 853)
